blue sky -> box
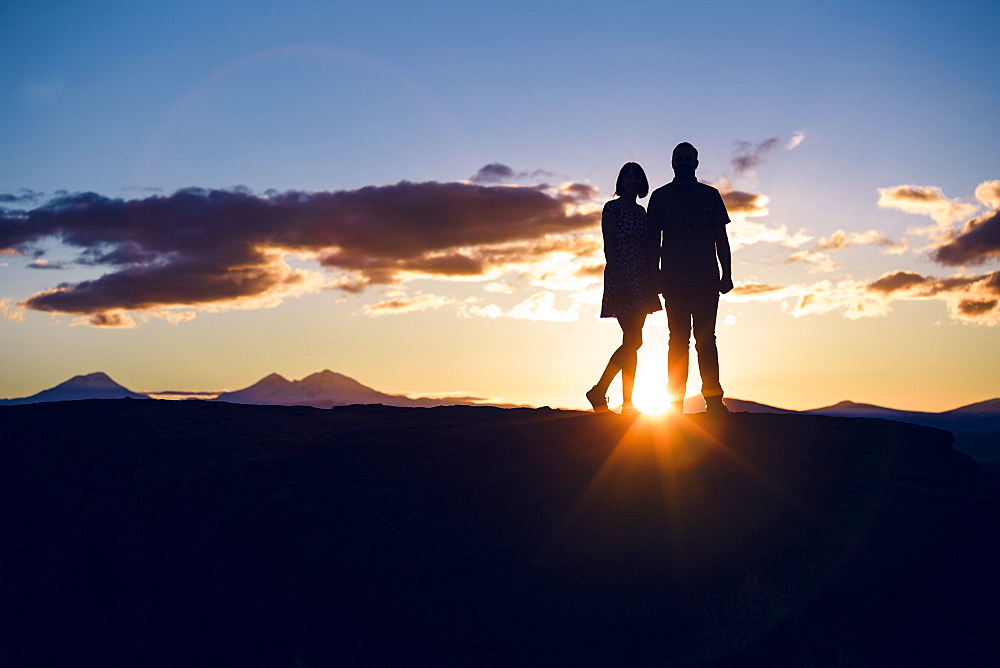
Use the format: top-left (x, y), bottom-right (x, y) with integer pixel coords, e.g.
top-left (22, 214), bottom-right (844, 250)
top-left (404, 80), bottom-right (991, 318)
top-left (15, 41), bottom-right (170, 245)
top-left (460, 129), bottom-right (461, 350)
top-left (3, 0), bottom-right (999, 410)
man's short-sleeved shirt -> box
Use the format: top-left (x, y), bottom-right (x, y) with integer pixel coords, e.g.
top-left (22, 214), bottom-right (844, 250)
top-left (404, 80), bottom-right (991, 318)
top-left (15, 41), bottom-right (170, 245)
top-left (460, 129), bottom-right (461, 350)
top-left (648, 179), bottom-right (730, 283)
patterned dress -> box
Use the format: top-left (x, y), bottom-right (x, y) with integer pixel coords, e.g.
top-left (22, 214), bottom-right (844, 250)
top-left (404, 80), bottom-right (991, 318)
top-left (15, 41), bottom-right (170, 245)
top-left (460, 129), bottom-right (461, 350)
top-left (600, 199), bottom-right (662, 318)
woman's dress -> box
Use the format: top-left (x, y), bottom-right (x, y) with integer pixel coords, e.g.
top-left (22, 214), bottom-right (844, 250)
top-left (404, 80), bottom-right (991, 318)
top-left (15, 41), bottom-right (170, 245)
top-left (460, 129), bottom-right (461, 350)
top-left (599, 199), bottom-right (662, 318)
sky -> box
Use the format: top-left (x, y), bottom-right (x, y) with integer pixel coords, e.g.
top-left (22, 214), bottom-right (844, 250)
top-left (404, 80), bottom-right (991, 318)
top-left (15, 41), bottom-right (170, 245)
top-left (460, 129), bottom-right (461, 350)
top-left (2, 0), bottom-right (999, 412)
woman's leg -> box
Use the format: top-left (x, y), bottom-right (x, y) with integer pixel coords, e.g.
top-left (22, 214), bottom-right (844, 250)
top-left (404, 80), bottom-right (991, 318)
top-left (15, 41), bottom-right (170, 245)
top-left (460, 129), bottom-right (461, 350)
top-left (591, 312), bottom-right (645, 406)
top-left (618, 313), bottom-right (645, 406)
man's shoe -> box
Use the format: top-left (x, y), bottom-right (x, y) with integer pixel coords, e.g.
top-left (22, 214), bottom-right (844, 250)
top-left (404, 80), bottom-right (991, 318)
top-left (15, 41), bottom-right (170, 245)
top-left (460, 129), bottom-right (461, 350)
top-left (705, 397), bottom-right (730, 415)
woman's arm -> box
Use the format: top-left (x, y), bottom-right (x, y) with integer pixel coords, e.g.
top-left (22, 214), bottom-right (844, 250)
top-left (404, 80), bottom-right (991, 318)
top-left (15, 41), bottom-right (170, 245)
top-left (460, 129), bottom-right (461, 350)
top-left (602, 203), bottom-right (619, 277)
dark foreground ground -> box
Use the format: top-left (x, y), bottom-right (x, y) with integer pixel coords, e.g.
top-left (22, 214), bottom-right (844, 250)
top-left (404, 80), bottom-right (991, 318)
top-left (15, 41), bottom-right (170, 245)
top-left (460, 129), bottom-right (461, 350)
top-left (1, 400), bottom-right (998, 666)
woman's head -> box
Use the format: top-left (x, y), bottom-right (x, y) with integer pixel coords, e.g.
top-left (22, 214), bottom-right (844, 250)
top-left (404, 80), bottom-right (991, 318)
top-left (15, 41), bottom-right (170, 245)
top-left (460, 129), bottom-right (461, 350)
top-left (616, 162), bottom-right (649, 198)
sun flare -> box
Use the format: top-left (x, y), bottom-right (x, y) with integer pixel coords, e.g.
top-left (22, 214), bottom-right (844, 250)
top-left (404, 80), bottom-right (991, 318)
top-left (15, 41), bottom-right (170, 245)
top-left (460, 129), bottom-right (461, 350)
top-left (631, 365), bottom-right (672, 415)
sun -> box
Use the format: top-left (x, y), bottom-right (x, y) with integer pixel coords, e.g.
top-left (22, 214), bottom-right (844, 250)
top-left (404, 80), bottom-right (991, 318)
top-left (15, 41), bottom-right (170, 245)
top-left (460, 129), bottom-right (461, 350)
top-left (631, 365), bottom-right (673, 415)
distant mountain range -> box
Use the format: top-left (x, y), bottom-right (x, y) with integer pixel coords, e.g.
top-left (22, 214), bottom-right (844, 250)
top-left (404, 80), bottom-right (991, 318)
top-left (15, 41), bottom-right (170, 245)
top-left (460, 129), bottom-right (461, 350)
top-left (2, 371), bottom-right (997, 417)
top-left (211, 370), bottom-right (500, 409)
top-left (0, 371), bottom-right (500, 409)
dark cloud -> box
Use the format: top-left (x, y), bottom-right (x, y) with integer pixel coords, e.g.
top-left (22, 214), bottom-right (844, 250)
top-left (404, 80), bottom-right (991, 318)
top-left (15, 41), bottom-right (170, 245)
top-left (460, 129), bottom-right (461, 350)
top-left (720, 189), bottom-right (769, 217)
top-left (866, 270), bottom-right (999, 297)
top-left (470, 164), bottom-right (515, 183)
top-left (27, 259), bottom-right (65, 270)
top-left (864, 269), bottom-right (1000, 323)
top-left (959, 299), bottom-right (997, 315)
top-left (2, 181), bottom-right (598, 321)
top-left (931, 211), bottom-right (1000, 266)
top-left (732, 138), bottom-right (781, 176)
top-left (469, 164), bottom-right (557, 184)
top-left (0, 189), bottom-right (46, 207)
top-left (88, 312), bottom-right (135, 328)
top-left (867, 271), bottom-right (928, 294)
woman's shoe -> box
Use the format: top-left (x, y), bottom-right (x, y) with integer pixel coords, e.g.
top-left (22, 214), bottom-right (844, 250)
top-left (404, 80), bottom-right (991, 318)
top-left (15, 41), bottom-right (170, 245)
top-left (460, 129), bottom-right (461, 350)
top-left (621, 403), bottom-right (640, 416)
top-left (586, 386), bottom-right (610, 413)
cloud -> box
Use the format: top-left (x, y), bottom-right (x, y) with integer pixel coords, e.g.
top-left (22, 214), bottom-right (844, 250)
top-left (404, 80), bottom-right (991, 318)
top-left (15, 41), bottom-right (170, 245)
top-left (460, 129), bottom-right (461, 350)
top-left (727, 279), bottom-right (887, 319)
top-left (727, 219), bottom-right (811, 251)
top-left (731, 138), bottom-right (782, 177)
top-left (727, 270), bottom-right (1000, 325)
top-left (931, 210), bottom-right (1000, 267)
top-left (27, 259), bottom-right (66, 269)
top-left (86, 312), bottom-right (137, 328)
top-left (786, 250), bottom-right (839, 272)
top-left (469, 163), bottom-right (557, 184)
top-left (877, 185), bottom-right (979, 227)
top-left (0, 189), bottom-right (46, 208)
top-left (815, 229), bottom-right (908, 254)
top-left (460, 290), bottom-right (580, 322)
top-left (484, 282), bottom-right (514, 294)
top-left (786, 131), bottom-right (806, 150)
top-left (361, 293), bottom-right (455, 316)
top-left (975, 180), bottom-right (1000, 209)
top-left (866, 269), bottom-right (1000, 325)
top-left (1, 181), bottom-right (599, 325)
top-left (720, 189), bottom-right (770, 218)
top-left (0, 298), bottom-right (24, 322)
top-left (729, 282), bottom-right (789, 298)
top-left (508, 291), bottom-right (579, 321)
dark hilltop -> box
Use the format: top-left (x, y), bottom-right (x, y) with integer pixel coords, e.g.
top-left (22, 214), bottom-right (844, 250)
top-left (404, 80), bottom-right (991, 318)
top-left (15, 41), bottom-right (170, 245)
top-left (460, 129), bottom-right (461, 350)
top-left (1, 399), bottom-right (998, 665)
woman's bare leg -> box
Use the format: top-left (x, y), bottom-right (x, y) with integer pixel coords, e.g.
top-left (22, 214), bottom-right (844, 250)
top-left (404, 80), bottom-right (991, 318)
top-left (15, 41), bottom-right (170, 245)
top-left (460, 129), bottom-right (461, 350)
top-left (618, 313), bottom-right (644, 407)
top-left (591, 313), bottom-right (645, 408)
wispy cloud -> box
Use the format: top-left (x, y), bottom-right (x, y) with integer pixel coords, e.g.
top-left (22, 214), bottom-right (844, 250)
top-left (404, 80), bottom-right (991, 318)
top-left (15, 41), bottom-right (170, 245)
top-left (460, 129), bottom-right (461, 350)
top-left (469, 163), bottom-right (557, 184)
top-left (815, 229), bottom-right (907, 254)
top-left (460, 290), bottom-right (580, 322)
top-left (786, 250), bottom-right (839, 272)
top-left (727, 219), bottom-right (811, 251)
top-left (361, 293), bottom-right (456, 316)
top-left (0, 189), bottom-right (47, 209)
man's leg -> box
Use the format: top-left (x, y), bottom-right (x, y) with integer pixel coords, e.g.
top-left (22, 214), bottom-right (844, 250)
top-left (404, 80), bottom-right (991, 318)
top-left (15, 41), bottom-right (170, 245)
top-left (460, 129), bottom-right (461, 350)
top-left (663, 285), bottom-right (692, 405)
top-left (691, 282), bottom-right (723, 401)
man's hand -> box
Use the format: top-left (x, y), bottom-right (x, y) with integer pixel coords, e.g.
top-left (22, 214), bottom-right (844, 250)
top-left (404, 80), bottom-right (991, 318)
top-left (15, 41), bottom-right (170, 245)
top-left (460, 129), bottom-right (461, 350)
top-left (719, 274), bottom-right (733, 294)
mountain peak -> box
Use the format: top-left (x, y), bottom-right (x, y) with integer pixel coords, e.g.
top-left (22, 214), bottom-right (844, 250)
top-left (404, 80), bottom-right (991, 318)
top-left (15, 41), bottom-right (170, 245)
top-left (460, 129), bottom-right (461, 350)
top-left (60, 372), bottom-right (123, 389)
top-left (0, 371), bottom-right (146, 405)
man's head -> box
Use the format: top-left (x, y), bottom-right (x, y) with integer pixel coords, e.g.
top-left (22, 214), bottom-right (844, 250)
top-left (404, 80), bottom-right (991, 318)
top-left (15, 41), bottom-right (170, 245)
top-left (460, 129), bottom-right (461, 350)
top-left (672, 142), bottom-right (698, 179)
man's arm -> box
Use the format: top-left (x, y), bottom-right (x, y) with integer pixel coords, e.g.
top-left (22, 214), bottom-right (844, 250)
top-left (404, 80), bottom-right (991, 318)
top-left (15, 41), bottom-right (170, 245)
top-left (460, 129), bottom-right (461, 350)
top-left (715, 224), bottom-right (732, 294)
top-left (711, 189), bottom-right (733, 294)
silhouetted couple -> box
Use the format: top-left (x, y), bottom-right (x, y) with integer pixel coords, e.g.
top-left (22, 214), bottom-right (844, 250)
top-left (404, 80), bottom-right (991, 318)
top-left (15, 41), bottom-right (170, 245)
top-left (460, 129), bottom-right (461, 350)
top-left (586, 143), bottom-right (733, 415)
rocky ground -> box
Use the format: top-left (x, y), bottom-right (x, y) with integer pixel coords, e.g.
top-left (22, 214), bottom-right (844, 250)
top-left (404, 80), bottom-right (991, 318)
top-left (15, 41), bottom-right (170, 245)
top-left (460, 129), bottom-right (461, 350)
top-left (1, 400), bottom-right (998, 665)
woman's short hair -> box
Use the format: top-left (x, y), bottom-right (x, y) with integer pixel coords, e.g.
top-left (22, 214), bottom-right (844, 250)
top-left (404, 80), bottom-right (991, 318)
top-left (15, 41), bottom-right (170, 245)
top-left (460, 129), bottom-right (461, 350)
top-left (615, 162), bottom-right (649, 198)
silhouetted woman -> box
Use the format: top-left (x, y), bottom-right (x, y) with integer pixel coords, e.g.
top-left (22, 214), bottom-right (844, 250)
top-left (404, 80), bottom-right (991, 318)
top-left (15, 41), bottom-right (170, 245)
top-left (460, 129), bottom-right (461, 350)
top-left (587, 162), bottom-right (661, 413)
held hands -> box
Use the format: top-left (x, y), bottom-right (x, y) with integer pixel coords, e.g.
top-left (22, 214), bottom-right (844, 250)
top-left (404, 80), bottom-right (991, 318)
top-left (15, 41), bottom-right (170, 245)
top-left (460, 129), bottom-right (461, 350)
top-left (719, 274), bottom-right (734, 295)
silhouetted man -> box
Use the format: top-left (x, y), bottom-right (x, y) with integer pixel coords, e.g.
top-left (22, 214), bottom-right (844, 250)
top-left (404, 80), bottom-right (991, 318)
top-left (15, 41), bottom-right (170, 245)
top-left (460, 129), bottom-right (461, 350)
top-left (647, 142), bottom-right (733, 415)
